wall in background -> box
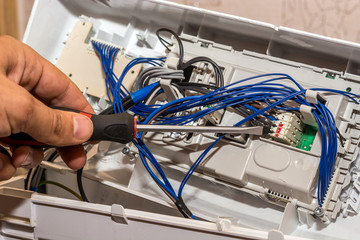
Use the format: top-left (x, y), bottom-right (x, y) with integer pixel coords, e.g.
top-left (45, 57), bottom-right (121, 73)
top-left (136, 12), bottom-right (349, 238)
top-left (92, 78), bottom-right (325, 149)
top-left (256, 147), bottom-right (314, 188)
top-left (171, 0), bottom-right (360, 44)
top-left (1, 0), bottom-right (360, 43)
top-left (16, 0), bottom-right (34, 40)
top-left (0, 0), bottom-right (33, 40)
top-left (0, 0), bottom-right (18, 38)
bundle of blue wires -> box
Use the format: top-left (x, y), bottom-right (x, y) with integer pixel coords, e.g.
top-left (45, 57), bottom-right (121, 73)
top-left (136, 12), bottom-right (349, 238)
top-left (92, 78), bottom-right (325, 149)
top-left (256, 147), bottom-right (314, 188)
top-left (92, 40), bottom-right (165, 113)
top-left (91, 40), bottom-right (180, 205)
top-left (93, 40), bottom-right (360, 213)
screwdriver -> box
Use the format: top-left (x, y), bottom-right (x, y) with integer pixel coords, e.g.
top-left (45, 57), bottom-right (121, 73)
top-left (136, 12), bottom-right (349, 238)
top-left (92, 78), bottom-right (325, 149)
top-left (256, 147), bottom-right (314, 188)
top-left (1, 110), bottom-right (265, 147)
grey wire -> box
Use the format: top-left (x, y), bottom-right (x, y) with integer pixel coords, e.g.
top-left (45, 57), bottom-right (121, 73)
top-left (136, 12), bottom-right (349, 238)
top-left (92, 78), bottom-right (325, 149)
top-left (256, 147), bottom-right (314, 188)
top-left (138, 67), bottom-right (180, 82)
top-left (138, 67), bottom-right (184, 88)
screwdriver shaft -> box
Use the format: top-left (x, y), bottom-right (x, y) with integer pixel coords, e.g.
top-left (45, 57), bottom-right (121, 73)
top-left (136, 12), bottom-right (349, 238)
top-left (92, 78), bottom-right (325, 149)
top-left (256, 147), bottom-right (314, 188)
top-left (136, 125), bottom-right (264, 135)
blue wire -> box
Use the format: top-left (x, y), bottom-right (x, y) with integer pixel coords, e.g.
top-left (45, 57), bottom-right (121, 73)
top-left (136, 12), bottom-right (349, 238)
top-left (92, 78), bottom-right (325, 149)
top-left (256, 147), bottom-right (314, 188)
top-left (93, 43), bottom-right (360, 210)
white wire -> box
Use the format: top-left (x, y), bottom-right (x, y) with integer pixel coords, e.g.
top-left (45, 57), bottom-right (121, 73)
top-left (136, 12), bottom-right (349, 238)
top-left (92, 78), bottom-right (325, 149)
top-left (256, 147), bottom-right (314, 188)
top-left (26, 168), bottom-right (35, 190)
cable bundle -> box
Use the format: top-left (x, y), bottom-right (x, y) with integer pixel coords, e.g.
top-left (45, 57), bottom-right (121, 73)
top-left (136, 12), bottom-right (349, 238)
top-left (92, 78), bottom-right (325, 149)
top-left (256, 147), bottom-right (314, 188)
top-left (92, 30), bottom-right (360, 216)
top-left (91, 40), bottom-right (121, 108)
top-left (92, 40), bottom-right (165, 113)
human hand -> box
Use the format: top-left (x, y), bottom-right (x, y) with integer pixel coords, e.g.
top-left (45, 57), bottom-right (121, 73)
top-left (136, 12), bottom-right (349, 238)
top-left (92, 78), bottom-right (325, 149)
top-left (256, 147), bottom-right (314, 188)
top-left (0, 36), bottom-right (94, 180)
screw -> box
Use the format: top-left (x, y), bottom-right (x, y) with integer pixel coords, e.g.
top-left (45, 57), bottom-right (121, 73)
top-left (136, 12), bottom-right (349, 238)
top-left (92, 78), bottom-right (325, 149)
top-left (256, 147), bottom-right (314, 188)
top-left (314, 207), bottom-right (324, 217)
top-left (122, 147), bottom-right (131, 155)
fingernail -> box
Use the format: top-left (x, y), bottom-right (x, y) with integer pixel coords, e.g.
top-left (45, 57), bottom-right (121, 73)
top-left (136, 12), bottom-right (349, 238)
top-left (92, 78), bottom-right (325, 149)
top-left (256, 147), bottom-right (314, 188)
top-left (73, 115), bottom-right (92, 140)
top-left (21, 152), bottom-right (32, 168)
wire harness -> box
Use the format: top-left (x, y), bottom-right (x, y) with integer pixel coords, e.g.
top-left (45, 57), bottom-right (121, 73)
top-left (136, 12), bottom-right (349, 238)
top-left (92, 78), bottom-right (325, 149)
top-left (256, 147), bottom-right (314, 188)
top-left (91, 29), bottom-right (360, 217)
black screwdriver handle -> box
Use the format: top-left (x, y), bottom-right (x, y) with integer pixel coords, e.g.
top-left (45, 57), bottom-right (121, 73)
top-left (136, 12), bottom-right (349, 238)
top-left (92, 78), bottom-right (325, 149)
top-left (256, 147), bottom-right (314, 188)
top-left (90, 113), bottom-right (136, 143)
top-left (0, 111), bottom-right (136, 147)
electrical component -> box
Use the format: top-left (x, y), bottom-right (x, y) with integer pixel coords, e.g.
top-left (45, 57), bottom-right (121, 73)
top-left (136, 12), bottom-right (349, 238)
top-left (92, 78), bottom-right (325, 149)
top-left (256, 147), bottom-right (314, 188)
top-left (21, 19), bottom-right (360, 233)
top-left (266, 189), bottom-right (291, 203)
top-left (5, 2), bottom-right (360, 239)
top-left (86, 30), bottom-right (360, 224)
top-left (269, 113), bottom-right (303, 146)
top-left (188, 62), bottom-right (218, 86)
top-left (297, 124), bottom-right (318, 151)
top-left (55, 21), bottom-right (141, 99)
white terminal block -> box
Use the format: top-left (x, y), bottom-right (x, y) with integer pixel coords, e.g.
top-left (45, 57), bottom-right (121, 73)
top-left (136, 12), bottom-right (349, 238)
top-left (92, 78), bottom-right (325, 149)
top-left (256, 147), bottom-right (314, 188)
top-left (270, 113), bottom-right (304, 146)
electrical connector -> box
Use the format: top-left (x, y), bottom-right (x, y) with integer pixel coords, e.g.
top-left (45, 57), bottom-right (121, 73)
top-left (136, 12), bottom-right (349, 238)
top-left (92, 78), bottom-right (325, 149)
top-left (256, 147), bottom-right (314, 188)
top-left (269, 113), bottom-right (303, 146)
top-left (131, 82), bottom-right (160, 104)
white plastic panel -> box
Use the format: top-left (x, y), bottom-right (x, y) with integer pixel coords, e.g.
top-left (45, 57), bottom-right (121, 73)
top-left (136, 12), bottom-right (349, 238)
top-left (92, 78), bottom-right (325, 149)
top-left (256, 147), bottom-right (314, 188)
top-left (3, 0), bottom-right (360, 240)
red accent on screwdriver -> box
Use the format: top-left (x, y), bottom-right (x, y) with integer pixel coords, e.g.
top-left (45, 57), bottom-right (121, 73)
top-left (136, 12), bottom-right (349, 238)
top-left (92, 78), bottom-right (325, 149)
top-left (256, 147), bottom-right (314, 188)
top-left (0, 110), bottom-right (136, 147)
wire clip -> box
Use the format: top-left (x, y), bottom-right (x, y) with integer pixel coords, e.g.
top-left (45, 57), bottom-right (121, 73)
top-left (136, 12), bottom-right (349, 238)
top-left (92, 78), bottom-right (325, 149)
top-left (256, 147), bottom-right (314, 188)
top-left (300, 105), bottom-right (318, 127)
top-left (305, 90), bottom-right (327, 105)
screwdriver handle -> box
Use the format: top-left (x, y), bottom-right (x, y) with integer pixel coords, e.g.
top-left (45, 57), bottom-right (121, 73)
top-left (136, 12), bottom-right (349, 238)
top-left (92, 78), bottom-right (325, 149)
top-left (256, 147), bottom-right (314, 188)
top-left (0, 111), bottom-right (137, 147)
top-left (90, 113), bottom-right (136, 144)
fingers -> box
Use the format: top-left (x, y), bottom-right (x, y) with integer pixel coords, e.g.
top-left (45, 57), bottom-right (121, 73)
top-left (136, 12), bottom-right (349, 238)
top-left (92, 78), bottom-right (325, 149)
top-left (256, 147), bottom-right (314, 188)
top-left (11, 145), bottom-right (44, 169)
top-left (0, 80), bottom-right (93, 147)
top-left (0, 80), bottom-right (93, 178)
top-left (0, 146), bottom-right (16, 180)
top-left (24, 102), bottom-right (93, 147)
top-left (0, 144), bottom-right (87, 181)
top-left (0, 36), bottom-right (95, 179)
top-left (0, 145), bottom-right (43, 181)
top-left (57, 145), bottom-right (87, 170)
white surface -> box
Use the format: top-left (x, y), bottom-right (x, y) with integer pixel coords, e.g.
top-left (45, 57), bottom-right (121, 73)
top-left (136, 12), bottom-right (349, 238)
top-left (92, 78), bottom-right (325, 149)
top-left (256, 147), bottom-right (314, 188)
top-left (7, 0), bottom-right (360, 239)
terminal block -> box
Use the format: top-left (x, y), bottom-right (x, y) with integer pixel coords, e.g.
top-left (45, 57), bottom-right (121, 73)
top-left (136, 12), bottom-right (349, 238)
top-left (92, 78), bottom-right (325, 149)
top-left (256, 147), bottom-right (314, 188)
top-left (269, 113), bottom-right (303, 146)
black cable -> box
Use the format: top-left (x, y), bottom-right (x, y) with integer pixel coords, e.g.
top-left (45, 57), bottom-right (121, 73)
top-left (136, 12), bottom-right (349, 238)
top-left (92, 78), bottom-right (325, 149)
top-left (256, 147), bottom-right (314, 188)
top-left (139, 103), bottom-right (199, 219)
top-left (175, 196), bottom-right (195, 218)
top-left (176, 82), bottom-right (219, 90)
top-left (156, 28), bottom-right (184, 70)
top-left (156, 28), bottom-right (224, 89)
top-left (171, 83), bottom-right (186, 97)
top-left (336, 126), bottom-right (345, 147)
top-left (76, 167), bottom-right (89, 202)
top-left (182, 56), bottom-right (224, 88)
top-left (75, 105), bottom-right (112, 203)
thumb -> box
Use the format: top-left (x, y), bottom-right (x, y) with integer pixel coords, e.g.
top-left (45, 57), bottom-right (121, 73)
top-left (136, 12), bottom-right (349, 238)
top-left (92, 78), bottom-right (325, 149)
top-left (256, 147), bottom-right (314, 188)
top-left (24, 102), bottom-right (93, 147)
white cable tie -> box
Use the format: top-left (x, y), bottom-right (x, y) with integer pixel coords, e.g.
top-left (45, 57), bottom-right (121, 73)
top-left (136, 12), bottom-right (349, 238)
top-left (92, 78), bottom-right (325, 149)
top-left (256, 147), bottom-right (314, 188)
top-left (305, 90), bottom-right (327, 105)
top-left (299, 105), bottom-right (318, 127)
